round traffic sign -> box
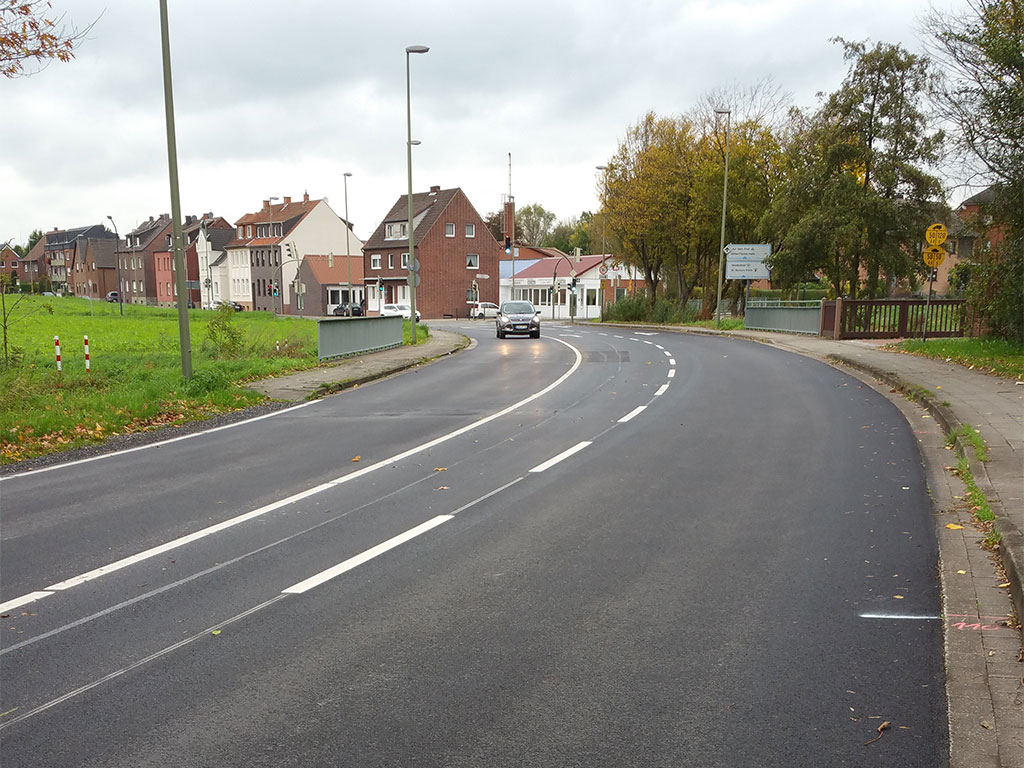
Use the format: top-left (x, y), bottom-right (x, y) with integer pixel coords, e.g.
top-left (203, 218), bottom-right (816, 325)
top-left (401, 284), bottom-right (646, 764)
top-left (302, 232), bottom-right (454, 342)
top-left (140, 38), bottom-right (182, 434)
top-left (599, 263), bottom-right (609, 276)
top-left (925, 223), bottom-right (948, 246)
top-left (923, 245), bottom-right (946, 268)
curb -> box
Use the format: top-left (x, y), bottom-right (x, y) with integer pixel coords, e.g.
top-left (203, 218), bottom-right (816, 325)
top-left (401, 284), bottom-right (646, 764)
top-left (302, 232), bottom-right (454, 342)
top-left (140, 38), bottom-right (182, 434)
top-left (827, 353), bottom-right (1024, 625)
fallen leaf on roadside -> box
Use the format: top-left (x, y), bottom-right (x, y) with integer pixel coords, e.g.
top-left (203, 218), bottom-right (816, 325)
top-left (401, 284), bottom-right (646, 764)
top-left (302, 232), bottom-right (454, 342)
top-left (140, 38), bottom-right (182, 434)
top-left (946, 523), bottom-right (964, 530)
top-left (998, 582), bottom-right (1011, 588)
top-left (351, 456), bottom-right (361, 462)
top-left (864, 720), bottom-right (891, 745)
top-left (893, 595), bottom-right (905, 599)
top-left (981, 721), bottom-right (993, 730)
top-left (957, 570), bottom-right (967, 575)
top-left (436, 486), bottom-right (449, 490)
top-left (211, 630), bottom-right (221, 636)
top-left (433, 467), bottom-right (447, 472)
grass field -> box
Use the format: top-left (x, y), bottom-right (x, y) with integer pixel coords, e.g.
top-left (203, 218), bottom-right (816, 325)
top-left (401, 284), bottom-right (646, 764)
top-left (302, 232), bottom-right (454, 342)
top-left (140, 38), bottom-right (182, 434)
top-left (0, 296), bottom-right (425, 463)
top-left (891, 337), bottom-right (1024, 380)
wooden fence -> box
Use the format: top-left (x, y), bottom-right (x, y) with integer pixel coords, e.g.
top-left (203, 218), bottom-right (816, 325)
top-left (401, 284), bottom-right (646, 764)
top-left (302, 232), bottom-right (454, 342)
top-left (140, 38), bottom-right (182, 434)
top-left (819, 299), bottom-right (966, 339)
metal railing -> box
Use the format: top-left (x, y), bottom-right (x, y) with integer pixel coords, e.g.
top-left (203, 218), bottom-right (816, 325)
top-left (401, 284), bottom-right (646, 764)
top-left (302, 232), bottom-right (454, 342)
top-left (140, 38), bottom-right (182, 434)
top-left (744, 299), bottom-right (822, 335)
top-left (316, 316), bottom-right (402, 360)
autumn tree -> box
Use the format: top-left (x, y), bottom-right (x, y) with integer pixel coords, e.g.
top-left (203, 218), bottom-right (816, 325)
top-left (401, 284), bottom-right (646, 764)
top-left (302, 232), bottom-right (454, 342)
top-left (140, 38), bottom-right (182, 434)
top-left (926, 0), bottom-right (1023, 342)
top-left (515, 203), bottom-right (556, 246)
top-left (1, 1), bottom-right (91, 78)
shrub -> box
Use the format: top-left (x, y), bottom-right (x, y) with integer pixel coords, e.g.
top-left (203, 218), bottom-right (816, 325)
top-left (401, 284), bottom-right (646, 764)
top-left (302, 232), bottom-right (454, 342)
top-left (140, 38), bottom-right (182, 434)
top-left (204, 305), bottom-right (243, 358)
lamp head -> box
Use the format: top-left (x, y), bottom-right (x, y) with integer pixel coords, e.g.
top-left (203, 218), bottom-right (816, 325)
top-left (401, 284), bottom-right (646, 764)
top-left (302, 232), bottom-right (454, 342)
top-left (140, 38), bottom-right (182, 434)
top-left (409, 139), bottom-right (421, 146)
top-left (406, 45), bottom-right (429, 54)
top-left (714, 108), bottom-right (730, 115)
top-left (343, 172), bottom-right (352, 178)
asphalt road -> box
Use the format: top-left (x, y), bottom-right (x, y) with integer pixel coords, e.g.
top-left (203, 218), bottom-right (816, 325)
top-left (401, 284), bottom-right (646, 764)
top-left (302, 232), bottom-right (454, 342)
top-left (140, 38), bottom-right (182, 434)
top-left (0, 320), bottom-right (947, 766)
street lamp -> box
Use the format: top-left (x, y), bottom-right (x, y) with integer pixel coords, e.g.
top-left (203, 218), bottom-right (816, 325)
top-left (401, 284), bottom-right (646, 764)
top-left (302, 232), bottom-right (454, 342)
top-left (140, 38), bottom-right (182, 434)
top-left (106, 215), bottom-right (124, 316)
top-left (406, 44), bottom-right (429, 345)
top-left (714, 108), bottom-right (731, 328)
top-left (267, 195), bottom-right (280, 313)
top-left (343, 172), bottom-right (353, 314)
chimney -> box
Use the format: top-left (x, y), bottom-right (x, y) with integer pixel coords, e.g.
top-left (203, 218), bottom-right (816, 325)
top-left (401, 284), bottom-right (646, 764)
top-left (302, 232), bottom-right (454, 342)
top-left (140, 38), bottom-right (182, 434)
top-left (303, 192), bottom-right (310, 203)
top-left (504, 199), bottom-right (515, 242)
top-left (149, 216), bottom-right (154, 222)
top-left (429, 185), bottom-right (440, 194)
top-left (263, 199), bottom-right (270, 210)
top-left (283, 196), bottom-right (291, 204)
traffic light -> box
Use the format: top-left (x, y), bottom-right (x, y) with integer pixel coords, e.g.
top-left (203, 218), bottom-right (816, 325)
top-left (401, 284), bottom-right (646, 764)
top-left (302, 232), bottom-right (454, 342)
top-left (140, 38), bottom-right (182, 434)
top-left (504, 235), bottom-right (511, 255)
top-left (570, 277), bottom-right (577, 292)
top-left (378, 278), bottom-right (384, 293)
top-left (272, 282), bottom-right (279, 297)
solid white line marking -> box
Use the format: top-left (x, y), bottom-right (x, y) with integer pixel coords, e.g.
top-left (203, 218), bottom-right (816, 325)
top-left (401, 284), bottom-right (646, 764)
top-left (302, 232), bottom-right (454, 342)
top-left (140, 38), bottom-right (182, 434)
top-left (654, 384), bottom-right (669, 396)
top-left (2, 401), bottom-right (320, 481)
top-left (283, 515), bottom-right (453, 594)
top-left (667, 369), bottom-right (676, 378)
top-left (859, 613), bottom-right (940, 620)
top-left (529, 441), bottom-right (592, 473)
top-left (9, 339), bottom-right (584, 600)
top-left (618, 406), bottom-right (647, 423)
top-left (0, 591), bottom-right (54, 613)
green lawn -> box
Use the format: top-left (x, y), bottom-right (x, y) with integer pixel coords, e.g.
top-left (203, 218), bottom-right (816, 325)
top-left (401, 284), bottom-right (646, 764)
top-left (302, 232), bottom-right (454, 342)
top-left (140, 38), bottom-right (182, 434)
top-left (1, 296), bottom-right (426, 463)
top-left (890, 337), bottom-right (1024, 380)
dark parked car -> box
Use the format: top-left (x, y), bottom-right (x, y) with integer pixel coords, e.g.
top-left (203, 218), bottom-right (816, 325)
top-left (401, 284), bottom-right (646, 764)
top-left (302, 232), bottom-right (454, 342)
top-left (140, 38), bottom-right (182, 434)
top-left (105, 291), bottom-right (119, 302)
top-left (215, 300), bottom-right (243, 312)
top-left (496, 300), bottom-right (541, 339)
top-left (332, 303), bottom-right (363, 317)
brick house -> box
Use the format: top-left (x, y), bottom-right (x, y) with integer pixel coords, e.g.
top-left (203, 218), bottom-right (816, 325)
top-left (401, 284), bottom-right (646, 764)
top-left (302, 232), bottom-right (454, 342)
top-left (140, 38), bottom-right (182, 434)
top-left (68, 238), bottom-right (118, 299)
top-left (21, 236), bottom-right (47, 289)
top-left (296, 254), bottom-right (364, 316)
top-left (225, 193), bottom-right (361, 314)
top-left (1, 244), bottom-right (17, 285)
top-left (362, 186), bottom-right (501, 319)
top-left (152, 214), bottom-right (233, 308)
top-left (43, 224), bottom-right (115, 294)
top-left (120, 215), bottom-right (172, 305)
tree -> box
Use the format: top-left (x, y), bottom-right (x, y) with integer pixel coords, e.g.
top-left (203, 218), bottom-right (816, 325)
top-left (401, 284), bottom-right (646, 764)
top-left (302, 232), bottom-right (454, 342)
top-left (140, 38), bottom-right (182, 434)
top-left (482, 210), bottom-right (504, 243)
top-left (549, 213), bottom-right (594, 254)
top-left (763, 40), bottom-right (945, 298)
top-left (514, 203), bottom-right (556, 246)
top-left (0, 273), bottom-right (52, 366)
top-left (926, 0), bottom-right (1023, 342)
top-left (1, 1), bottom-right (91, 78)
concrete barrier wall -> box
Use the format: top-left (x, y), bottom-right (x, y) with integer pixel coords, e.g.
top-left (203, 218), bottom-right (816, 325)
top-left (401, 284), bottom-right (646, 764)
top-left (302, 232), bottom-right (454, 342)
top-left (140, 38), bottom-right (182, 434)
top-left (744, 300), bottom-right (822, 335)
top-left (316, 316), bottom-right (403, 360)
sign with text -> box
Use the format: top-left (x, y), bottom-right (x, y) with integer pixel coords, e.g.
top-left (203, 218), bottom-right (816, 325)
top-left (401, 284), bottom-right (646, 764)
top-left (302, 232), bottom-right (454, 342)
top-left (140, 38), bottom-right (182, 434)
top-left (724, 243), bottom-right (770, 261)
top-left (923, 246), bottom-right (946, 268)
top-left (925, 223), bottom-right (948, 246)
top-left (726, 259), bottom-right (770, 280)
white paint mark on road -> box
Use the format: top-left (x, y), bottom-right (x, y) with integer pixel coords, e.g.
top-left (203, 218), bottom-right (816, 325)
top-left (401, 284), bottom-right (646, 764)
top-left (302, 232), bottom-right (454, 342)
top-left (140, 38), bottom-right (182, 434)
top-left (669, 358), bottom-right (676, 366)
top-left (283, 515), bottom-right (454, 595)
top-left (618, 406), bottom-right (647, 423)
top-left (667, 369), bottom-right (676, 378)
top-left (858, 613), bottom-right (940, 620)
top-left (635, 332), bottom-right (658, 336)
top-left (654, 384), bottom-right (669, 397)
top-left (0, 592), bottom-right (53, 613)
top-left (529, 441), bottom-right (592, 473)
top-left (655, 344), bottom-right (664, 350)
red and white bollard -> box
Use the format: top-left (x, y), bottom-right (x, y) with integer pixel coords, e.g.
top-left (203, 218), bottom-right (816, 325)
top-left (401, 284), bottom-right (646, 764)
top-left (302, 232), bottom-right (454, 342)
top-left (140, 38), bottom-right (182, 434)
top-left (54, 335), bottom-right (62, 372)
top-left (84, 335), bottom-right (90, 373)
top-left (275, 340), bottom-right (280, 352)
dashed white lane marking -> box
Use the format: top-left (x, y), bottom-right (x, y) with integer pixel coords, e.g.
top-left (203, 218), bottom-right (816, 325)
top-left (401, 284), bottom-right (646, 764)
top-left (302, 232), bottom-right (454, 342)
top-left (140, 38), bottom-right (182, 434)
top-left (614, 335), bottom-right (624, 339)
top-left (598, 333), bottom-right (609, 336)
top-left (0, 591), bottom-right (54, 613)
top-left (635, 332), bottom-right (658, 336)
top-left (669, 358), bottom-right (676, 365)
top-left (655, 344), bottom-right (664, 350)
top-left (6, 339), bottom-right (584, 606)
top-left (283, 515), bottom-right (454, 594)
top-left (643, 340), bottom-right (653, 345)
top-left (618, 406), bottom-right (647, 423)
top-left (663, 350), bottom-right (671, 357)
top-left (629, 338), bottom-right (639, 342)
top-left (654, 384), bottom-right (669, 396)
top-left (529, 441), bottom-right (592, 473)
top-left (668, 369), bottom-right (676, 378)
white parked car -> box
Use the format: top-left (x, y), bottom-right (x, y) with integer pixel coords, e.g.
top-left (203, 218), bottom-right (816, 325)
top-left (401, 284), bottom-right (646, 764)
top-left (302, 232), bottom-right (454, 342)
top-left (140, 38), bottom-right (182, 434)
top-left (468, 301), bottom-right (500, 319)
top-left (381, 303), bottom-right (421, 322)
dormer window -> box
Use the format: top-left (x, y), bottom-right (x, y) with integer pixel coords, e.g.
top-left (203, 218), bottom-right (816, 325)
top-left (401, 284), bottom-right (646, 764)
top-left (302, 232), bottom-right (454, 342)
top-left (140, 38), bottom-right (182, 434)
top-left (246, 225), bottom-right (252, 238)
top-left (237, 226), bottom-right (243, 238)
top-left (385, 222), bottom-right (408, 240)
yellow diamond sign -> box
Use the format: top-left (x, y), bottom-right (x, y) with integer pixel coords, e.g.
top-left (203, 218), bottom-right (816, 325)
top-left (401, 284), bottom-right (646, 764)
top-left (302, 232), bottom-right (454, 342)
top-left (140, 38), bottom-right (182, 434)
top-left (925, 223), bottom-right (948, 246)
top-left (923, 245), bottom-right (946, 268)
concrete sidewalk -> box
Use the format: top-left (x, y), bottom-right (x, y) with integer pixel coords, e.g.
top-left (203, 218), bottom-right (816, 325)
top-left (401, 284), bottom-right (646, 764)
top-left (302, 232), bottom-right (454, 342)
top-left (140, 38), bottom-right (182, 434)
top-left (250, 321), bottom-right (1022, 766)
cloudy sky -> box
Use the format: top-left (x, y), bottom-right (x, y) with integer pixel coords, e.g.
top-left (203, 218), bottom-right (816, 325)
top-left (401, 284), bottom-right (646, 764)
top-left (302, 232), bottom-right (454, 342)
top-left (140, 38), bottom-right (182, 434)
top-left (1, 0), bottom-right (967, 247)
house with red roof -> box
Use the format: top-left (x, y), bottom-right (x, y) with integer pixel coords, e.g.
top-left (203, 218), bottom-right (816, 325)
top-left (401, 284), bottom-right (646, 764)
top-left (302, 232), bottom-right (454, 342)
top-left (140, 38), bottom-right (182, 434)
top-left (296, 254), bottom-right (364, 316)
top-left (224, 193), bottom-right (361, 314)
top-left (361, 186), bottom-right (501, 319)
top-left (504, 254), bottom-right (639, 320)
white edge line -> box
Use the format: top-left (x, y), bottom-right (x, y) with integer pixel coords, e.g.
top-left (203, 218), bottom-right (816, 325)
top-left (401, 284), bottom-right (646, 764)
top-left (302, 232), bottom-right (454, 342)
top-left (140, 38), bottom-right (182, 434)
top-left (2, 400), bottom-right (320, 481)
top-left (654, 384), bottom-right (669, 396)
top-left (283, 515), bottom-right (453, 594)
top-left (19, 338), bottom-right (584, 597)
top-left (0, 591), bottom-right (54, 613)
top-left (529, 441), bottom-right (592, 473)
top-left (618, 406), bottom-right (647, 423)
top-left (859, 613), bottom-right (940, 620)
top-left (667, 369), bottom-right (676, 378)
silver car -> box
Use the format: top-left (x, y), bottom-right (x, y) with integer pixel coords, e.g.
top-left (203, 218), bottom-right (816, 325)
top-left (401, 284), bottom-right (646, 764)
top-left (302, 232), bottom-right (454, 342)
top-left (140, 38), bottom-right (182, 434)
top-left (496, 300), bottom-right (540, 339)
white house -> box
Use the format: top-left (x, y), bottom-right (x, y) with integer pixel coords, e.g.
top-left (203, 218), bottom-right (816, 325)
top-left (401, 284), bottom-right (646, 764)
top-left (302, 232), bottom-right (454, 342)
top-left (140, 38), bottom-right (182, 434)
top-left (500, 254), bottom-right (642, 321)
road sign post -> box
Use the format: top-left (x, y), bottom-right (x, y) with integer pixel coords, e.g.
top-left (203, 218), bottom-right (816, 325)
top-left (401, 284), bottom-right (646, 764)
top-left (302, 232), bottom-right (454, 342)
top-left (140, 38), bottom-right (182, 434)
top-left (921, 228), bottom-right (948, 342)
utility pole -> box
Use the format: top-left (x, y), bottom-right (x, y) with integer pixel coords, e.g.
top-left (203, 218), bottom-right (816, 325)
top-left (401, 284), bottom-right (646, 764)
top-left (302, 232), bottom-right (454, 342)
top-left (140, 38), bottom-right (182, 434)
top-left (158, 0), bottom-right (191, 378)
top-left (714, 109), bottom-right (731, 329)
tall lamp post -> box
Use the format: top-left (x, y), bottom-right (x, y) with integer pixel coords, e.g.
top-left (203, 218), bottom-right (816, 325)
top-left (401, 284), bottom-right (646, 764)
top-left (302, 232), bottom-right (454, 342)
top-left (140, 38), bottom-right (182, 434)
top-left (266, 195), bottom-right (279, 313)
top-left (405, 44), bottom-right (429, 345)
top-left (106, 215), bottom-right (124, 316)
top-left (714, 108), bottom-right (731, 329)
top-left (343, 172), bottom-right (354, 313)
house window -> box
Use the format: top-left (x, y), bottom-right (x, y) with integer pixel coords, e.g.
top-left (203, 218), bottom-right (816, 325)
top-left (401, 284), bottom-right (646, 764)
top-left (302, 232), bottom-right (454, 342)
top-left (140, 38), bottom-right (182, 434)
top-left (466, 253), bottom-right (480, 270)
top-left (388, 254), bottom-right (394, 269)
top-left (401, 253), bottom-right (410, 268)
top-left (238, 226), bottom-right (243, 238)
top-left (385, 222), bottom-right (408, 240)
top-left (371, 254), bottom-right (381, 270)
top-left (465, 223), bottom-right (475, 238)
top-left (246, 225), bottom-right (252, 238)
top-left (445, 223), bottom-right (455, 238)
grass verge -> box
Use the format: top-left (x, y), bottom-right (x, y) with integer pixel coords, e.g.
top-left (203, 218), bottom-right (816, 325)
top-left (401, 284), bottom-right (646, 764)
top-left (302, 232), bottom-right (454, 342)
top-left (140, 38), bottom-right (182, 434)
top-left (892, 337), bottom-right (1024, 380)
top-left (955, 455), bottom-right (1001, 548)
top-left (946, 423), bottom-right (990, 462)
